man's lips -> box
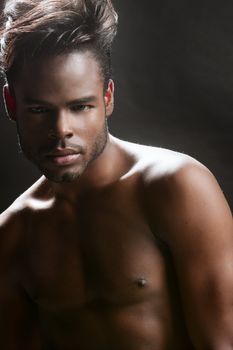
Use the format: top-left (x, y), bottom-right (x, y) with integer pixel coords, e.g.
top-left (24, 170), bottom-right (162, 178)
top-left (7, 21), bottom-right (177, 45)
top-left (45, 149), bottom-right (81, 165)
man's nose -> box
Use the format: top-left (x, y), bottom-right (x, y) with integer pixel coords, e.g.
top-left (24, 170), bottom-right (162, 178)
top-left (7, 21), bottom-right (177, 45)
top-left (49, 110), bottom-right (74, 139)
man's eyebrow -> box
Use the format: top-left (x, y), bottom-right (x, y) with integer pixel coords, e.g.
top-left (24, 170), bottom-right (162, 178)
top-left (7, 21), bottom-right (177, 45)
top-left (23, 97), bottom-right (53, 106)
top-left (67, 96), bottom-right (97, 105)
top-left (22, 96), bottom-right (97, 105)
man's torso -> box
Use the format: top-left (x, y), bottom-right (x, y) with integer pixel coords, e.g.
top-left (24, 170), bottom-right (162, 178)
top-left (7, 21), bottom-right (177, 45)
top-left (2, 143), bottom-right (195, 349)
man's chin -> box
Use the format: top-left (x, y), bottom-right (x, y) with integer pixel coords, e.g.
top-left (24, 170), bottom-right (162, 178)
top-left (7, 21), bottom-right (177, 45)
top-left (38, 167), bottom-right (82, 183)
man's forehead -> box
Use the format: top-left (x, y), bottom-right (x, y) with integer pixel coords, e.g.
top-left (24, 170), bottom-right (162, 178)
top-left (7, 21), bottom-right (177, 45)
top-left (17, 50), bottom-right (102, 82)
top-left (14, 51), bottom-right (103, 91)
top-left (13, 51), bottom-right (105, 103)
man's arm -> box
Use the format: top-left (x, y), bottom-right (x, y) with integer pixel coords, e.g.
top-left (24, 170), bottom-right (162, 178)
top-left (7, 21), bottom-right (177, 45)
top-left (0, 213), bottom-right (41, 349)
top-left (0, 280), bottom-right (40, 349)
top-left (147, 162), bottom-right (233, 349)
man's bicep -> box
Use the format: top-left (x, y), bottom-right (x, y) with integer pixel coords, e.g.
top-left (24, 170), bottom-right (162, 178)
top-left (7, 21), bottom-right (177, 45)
top-left (0, 210), bottom-right (40, 348)
top-left (172, 229), bottom-right (233, 348)
top-left (158, 164), bottom-right (233, 348)
top-left (0, 280), bottom-right (40, 349)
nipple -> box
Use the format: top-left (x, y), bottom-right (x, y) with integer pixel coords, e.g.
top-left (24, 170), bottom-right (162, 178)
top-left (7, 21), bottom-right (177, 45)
top-left (134, 277), bottom-right (147, 288)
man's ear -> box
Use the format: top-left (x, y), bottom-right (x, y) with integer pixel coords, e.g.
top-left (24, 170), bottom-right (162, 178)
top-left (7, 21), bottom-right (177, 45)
top-left (104, 79), bottom-right (114, 117)
top-left (3, 84), bottom-right (17, 121)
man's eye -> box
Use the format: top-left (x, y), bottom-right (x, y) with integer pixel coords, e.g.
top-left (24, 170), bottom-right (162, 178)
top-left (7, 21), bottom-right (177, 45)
top-left (71, 105), bottom-right (92, 112)
top-left (28, 107), bottom-right (50, 114)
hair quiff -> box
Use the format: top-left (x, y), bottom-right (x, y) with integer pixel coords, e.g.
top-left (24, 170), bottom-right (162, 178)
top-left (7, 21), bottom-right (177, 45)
top-left (0, 0), bottom-right (118, 87)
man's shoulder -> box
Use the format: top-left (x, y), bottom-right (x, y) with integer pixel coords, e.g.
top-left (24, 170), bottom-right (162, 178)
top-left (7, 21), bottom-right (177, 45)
top-left (120, 139), bottom-right (228, 220)
top-left (125, 142), bottom-right (232, 244)
top-left (128, 141), bottom-right (216, 203)
top-left (139, 144), bottom-right (210, 188)
top-left (0, 176), bottom-right (53, 248)
top-left (120, 139), bottom-right (206, 182)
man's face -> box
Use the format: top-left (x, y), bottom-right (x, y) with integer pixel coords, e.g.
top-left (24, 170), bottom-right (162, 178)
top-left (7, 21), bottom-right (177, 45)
top-left (11, 51), bottom-right (114, 183)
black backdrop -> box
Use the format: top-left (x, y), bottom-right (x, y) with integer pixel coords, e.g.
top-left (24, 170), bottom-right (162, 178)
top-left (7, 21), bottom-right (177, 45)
top-left (0, 0), bottom-right (232, 212)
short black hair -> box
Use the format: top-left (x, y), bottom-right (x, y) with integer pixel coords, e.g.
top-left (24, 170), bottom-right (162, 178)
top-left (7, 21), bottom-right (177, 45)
top-left (0, 0), bottom-right (118, 90)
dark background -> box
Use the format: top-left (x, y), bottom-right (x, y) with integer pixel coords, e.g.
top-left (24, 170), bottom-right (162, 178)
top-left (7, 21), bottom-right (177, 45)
top-left (0, 0), bottom-right (232, 212)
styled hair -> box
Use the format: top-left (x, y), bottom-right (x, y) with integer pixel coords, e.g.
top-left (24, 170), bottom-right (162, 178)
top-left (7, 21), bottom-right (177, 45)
top-left (0, 0), bottom-right (118, 90)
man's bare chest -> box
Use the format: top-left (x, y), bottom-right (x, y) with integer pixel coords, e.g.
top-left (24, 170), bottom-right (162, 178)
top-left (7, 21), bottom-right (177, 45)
top-left (19, 186), bottom-right (191, 349)
top-left (22, 184), bottom-right (172, 310)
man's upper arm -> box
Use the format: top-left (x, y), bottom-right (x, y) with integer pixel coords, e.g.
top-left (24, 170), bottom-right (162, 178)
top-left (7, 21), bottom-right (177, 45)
top-left (0, 280), bottom-right (40, 349)
top-left (0, 212), bottom-right (40, 349)
top-left (149, 163), bottom-right (233, 349)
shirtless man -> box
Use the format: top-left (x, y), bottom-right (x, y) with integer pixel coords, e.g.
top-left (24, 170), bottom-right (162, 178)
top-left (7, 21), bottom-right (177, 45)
top-left (0, 0), bottom-right (233, 349)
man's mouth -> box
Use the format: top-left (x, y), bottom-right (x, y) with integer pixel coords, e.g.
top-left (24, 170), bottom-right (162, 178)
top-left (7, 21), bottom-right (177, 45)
top-left (46, 149), bottom-right (81, 165)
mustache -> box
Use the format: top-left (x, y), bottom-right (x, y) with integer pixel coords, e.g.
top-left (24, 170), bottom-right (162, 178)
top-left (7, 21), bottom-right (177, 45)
top-left (38, 140), bottom-right (85, 155)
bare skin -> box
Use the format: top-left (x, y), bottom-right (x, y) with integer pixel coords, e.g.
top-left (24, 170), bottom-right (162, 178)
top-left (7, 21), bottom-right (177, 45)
top-left (1, 51), bottom-right (233, 350)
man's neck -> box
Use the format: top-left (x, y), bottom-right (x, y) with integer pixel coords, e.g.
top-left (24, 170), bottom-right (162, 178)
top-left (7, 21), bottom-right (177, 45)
top-left (48, 135), bottom-right (132, 203)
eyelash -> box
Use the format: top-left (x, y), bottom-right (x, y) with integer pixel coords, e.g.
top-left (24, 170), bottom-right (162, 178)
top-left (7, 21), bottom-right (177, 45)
top-left (28, 105), bottom-right (93, 114)
top-left (28, 107), bottom-right (50, 114)
top-left (70, 105), bottom-right (92, 112)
